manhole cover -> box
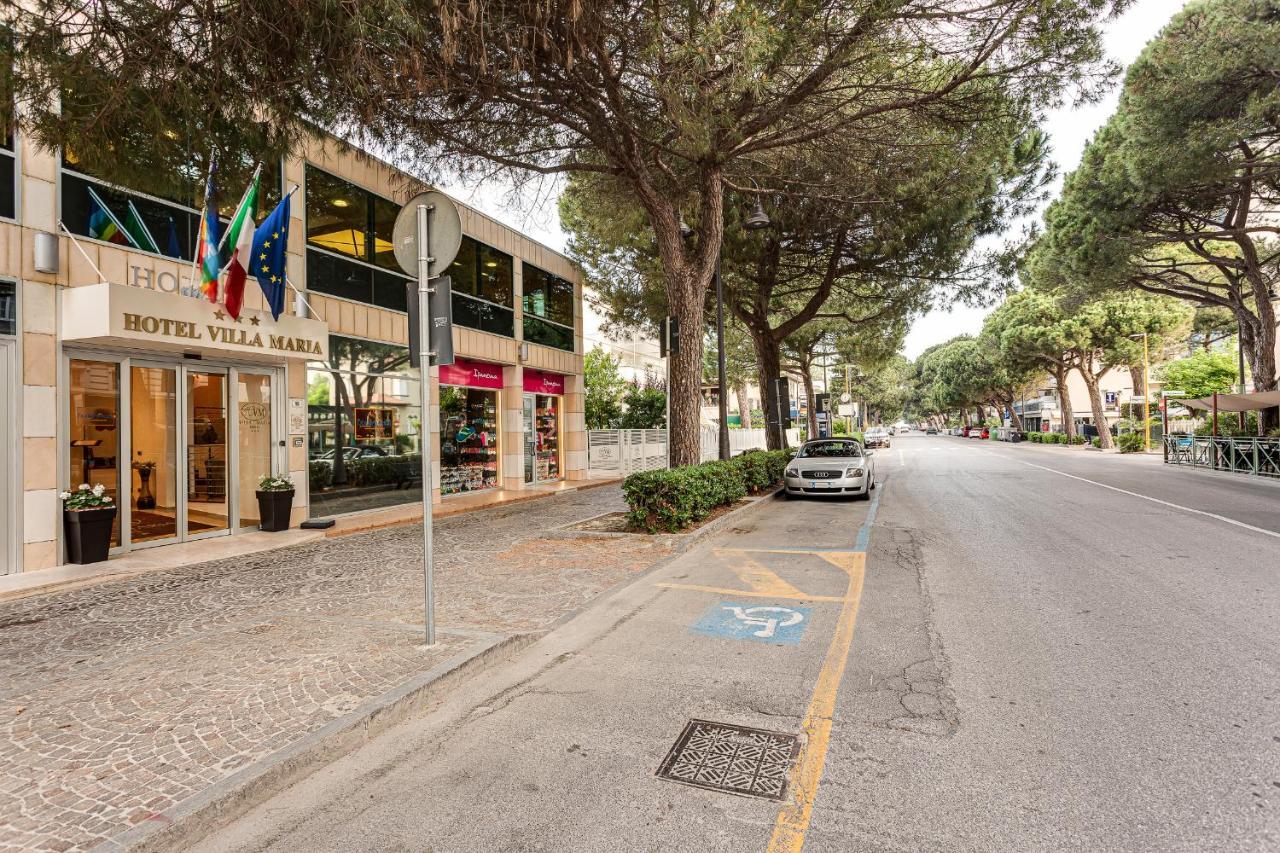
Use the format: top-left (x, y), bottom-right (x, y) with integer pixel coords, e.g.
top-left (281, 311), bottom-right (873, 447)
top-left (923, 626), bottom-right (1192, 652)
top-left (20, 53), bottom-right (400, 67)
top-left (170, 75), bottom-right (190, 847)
top-left (655, 719), bottom-right (800, 800)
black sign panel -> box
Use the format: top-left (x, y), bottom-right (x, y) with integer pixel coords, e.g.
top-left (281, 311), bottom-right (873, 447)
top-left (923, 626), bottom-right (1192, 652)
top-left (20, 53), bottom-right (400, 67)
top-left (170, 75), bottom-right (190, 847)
top-left (406, 275), bottom-right (455, 367)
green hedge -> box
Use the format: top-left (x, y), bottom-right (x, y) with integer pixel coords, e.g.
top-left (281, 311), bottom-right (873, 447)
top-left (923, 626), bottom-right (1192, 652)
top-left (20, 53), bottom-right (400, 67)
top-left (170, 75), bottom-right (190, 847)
top-left (623, 449), bottom-right (792, 533)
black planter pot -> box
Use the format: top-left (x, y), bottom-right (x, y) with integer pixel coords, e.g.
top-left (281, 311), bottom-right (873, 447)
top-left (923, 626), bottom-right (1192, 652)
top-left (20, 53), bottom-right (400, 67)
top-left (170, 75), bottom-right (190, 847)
top-left (64, 506), bottom-right (118, 564)
top-left (256, 489), bottom-right (295, 532)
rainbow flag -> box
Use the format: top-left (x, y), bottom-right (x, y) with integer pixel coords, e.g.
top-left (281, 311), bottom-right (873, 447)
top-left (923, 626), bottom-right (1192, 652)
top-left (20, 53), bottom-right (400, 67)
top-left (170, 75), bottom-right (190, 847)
top-left (85, 186), bottom-right (135, 247)
top-left (194, 160), bottom-right (221, 302)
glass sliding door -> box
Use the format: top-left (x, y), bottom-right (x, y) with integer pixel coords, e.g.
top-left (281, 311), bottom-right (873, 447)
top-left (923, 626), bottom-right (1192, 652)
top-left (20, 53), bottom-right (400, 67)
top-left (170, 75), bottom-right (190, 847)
top-left (129, 365), bottom-right (178, 544)
top-left (235, 371), bottom-right (274, 529)
top-left (523, 395), bottom-right (536, 484)
top-left (186, 370), bottom-right (229, 536)
top-left (69, 359), bottom-right (122, 548)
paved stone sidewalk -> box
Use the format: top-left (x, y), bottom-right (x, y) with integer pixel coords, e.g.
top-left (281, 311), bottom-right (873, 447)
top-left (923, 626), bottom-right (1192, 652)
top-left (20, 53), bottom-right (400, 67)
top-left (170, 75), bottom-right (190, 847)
top-left (0, 486), bottom-right (669, 851)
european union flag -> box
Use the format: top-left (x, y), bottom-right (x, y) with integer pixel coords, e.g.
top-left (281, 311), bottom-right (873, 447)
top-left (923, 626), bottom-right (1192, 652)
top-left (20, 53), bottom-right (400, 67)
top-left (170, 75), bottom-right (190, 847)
top-left (251, 194), bottom-right (290, 320)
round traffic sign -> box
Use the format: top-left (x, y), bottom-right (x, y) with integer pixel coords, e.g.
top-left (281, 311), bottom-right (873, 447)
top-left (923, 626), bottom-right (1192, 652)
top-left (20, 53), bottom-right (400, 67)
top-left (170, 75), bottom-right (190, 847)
top-left (392, 191), bottom-right (464, 278)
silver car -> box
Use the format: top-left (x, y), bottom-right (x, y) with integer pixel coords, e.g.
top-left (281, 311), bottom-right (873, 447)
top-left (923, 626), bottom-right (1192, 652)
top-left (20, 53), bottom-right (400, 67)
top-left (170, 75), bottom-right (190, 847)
top-left (782, 439), bottom-right (876, 500)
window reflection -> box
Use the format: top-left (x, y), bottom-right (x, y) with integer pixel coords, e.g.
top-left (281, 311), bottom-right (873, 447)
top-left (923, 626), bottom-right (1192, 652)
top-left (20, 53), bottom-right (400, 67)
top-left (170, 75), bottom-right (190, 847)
top-left (68, 360), bottom-right (122, 547)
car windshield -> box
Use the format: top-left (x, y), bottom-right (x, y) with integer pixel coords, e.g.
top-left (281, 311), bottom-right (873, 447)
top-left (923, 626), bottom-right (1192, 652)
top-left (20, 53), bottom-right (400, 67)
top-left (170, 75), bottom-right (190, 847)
top-left (797, 441), bottom-right (861, 458)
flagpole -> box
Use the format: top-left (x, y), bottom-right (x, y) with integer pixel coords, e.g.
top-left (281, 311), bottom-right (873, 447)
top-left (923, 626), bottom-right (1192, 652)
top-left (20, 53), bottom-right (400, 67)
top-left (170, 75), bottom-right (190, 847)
top-left (217, 162), bottom-right (263, 253)
top-left (187, 152), bottom-right (216, 299)
top-left (57, 221), bottom-right (110, 284)
top-left (285, 277), bottom-right (325, 321)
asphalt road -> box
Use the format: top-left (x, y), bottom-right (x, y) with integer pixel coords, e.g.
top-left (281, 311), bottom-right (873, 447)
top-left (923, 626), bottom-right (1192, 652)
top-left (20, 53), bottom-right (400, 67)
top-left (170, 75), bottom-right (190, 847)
top-left (199, 434), bottom-right (1280, 852)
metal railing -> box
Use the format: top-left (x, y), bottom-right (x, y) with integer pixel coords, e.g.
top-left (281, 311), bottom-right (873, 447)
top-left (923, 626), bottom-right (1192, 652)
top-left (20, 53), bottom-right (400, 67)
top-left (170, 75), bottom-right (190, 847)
top-left (1163, 434), bottom-right (1280, 478)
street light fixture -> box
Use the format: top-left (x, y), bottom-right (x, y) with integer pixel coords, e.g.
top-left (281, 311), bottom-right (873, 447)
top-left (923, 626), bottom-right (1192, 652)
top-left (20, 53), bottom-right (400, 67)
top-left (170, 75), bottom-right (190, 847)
top-left (1129, 332), bottom-right (1151, 451)
top-left (688, 189), bottom-right (773, 459)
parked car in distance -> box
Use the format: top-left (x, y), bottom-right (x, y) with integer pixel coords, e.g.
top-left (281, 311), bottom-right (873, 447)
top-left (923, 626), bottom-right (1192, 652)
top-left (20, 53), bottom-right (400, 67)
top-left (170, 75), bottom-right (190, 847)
top-left (782, 439), bottom-right (876, 500)
top-left (969, 427), bottom-right (990, 439)
top-left (925, 426), bottom-right (939, 435)
top-left (312, 445), bottom-right (390, 463)
top-left (864, 427), bottom-right (891, 448)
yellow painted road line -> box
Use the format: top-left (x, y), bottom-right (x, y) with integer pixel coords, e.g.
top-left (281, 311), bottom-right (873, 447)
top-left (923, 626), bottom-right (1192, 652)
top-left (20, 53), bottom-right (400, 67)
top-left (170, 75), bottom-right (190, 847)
top-left (654, 582), bottom-right (844, 603)
top-left (713, 549), bottom-right (807, 597)
top-left (768, 550), bottom-right (866, 853)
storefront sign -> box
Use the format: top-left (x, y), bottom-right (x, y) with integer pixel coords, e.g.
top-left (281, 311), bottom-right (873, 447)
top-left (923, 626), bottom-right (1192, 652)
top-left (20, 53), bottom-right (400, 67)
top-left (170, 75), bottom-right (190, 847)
top-left (438, 356), bottom-right (504, 389)
top-left (354, 407), bottom-right (397, 440)
top-left (523, 369), bottom-right (565, 395)
top-left (61, 283), bottom-right (328, 362)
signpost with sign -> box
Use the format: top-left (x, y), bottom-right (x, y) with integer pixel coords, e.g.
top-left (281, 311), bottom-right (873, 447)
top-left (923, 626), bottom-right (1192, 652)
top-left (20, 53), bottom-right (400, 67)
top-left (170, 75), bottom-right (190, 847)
top-left (392, 191), bottom-right (463, 648)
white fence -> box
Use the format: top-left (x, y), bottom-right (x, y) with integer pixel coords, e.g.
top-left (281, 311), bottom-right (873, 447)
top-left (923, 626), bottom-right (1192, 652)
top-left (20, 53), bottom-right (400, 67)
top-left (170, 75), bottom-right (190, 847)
top-left (587, 429), bottom-right (669, 474)
top-left (588, 427), bottom-right (801, 476)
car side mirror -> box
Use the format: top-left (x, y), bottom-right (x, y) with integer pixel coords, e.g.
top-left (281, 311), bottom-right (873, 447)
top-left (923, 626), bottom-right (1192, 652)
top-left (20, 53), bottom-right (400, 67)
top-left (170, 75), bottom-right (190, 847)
top-left (864, 450), bottom-right (875, 457)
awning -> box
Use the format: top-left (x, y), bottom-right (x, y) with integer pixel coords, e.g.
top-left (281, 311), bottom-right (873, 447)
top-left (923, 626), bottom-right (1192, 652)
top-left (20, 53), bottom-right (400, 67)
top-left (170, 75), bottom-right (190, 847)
top-left (62, 282), bottom-right (328, 362)
top-left (1181, 391), bottom-right (1280, 412)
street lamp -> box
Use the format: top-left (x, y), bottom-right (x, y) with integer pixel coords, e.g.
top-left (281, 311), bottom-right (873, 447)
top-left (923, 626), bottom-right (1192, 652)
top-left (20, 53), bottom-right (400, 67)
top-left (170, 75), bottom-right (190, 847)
top-left (694, 190), bottom-right (771, 460)
top-left (1129, 332), bottom-right (1151, 451)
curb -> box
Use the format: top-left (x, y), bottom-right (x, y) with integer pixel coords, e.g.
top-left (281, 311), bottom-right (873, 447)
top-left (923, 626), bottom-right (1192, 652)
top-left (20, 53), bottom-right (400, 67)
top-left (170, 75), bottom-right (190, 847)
top-left (543, 487), bottom-right (782, 548)
top-left (95, 631), bottom-right (538, 853)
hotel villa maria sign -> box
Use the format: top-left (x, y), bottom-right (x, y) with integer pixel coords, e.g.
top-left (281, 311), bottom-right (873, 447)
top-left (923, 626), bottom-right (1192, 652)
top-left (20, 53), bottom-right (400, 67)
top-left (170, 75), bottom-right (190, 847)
top-left (61, 279), bottom-right (328, 362)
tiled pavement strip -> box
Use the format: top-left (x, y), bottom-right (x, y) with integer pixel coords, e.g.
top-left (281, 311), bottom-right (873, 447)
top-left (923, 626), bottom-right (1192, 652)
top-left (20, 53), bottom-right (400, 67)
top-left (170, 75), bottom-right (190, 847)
top-left (0, 487), bottom-right (671, 851)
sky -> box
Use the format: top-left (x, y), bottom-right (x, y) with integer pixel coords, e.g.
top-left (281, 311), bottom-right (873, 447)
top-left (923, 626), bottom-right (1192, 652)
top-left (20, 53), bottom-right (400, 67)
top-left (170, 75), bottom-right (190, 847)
top-left (434, 0), bottom-right (1194, 357)
top-left (899, 0), bottom-right (1193, 358)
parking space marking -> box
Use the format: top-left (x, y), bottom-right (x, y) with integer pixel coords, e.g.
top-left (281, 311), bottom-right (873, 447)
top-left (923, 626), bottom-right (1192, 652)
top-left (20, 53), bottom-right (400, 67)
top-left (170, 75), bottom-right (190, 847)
top-left (690, 602), bottom-right (812, 645)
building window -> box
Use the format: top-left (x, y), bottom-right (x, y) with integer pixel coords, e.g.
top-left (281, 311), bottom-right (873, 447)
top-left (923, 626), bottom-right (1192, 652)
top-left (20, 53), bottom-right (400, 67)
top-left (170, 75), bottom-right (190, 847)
top-left (0, 281), bottom-right (14, 335)
top-left (439, 385), bottom-right (500, 495)
top-left (521, 263), bottom-right (574, 352)
top-left (0, 39), bottom-right (13, 221)
top-left (445, 235), bottom-right (514, 337)
top-left (306, 335), bottom-right (423, 517)
top-left (304, 165), bottom-right (412, 313)
top-left (60, 155), bottom-right (282, 262)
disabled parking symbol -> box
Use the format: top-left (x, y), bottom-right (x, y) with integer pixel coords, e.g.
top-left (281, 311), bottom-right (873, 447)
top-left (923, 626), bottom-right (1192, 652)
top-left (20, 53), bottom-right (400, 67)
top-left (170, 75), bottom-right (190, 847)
top-left (690, 601), bottom-right (811, 645)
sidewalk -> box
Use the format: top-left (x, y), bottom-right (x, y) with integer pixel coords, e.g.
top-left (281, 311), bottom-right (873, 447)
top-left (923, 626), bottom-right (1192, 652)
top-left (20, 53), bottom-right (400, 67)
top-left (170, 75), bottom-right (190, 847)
top-left (0, 484), bottom-right (671, 851)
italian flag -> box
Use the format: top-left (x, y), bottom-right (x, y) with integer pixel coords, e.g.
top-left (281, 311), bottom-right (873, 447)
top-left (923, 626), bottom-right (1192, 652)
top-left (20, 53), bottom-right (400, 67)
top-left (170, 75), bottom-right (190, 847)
top-left (221, 170), bottom-right (261, 320)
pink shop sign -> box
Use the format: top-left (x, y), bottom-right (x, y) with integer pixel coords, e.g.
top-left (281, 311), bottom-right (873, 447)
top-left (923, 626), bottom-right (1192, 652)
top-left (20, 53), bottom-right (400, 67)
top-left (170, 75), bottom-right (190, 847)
top-left (523, 369), bottom-right (565, 395)
top-left (438, 357), bottom-right (505, 389)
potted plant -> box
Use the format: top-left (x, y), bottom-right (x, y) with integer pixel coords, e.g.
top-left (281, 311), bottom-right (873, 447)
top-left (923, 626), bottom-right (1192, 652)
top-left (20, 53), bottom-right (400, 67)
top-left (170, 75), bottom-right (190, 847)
top-left (132, 458), bottom-right (156, 509)
top-left (61, 484), bottom-right (117, 564)
top-left (255, 475), bottom-right (295, 532)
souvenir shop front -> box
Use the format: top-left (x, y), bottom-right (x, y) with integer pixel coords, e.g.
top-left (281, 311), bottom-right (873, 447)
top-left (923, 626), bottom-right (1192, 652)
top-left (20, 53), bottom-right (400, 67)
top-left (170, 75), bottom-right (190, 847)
top-left (522, 369), bottom-right (564, 484)
top-left (438, 357), bottom-right (504, 495)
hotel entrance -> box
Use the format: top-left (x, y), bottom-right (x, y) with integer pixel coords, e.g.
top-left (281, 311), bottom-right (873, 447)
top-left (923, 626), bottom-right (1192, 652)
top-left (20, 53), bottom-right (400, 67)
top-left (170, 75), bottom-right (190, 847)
top-left (66, 353), bottom-right (282, 555)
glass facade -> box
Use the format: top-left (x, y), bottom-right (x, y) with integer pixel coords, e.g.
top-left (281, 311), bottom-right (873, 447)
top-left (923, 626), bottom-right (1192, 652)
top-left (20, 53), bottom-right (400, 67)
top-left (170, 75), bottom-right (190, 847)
top-left (68, 359), bottom-right (122, 547)
top-left (522, 264), bottom-right (574, 351)
top-left (523, 394), bottom-right (561, 483)
top-left (0, 281), bottom-right (14, 336)
top-left (129, 365), bottom-right (178, 543)
top-left (304, 165), bottom-right (412, 313)
top-left (1, 51), bottom-right (12, 221)
top-left (306, 335), bottom-right (424, 516)
top-left (447, 236), bottom-right (515, 337)
top-left (440, 386), bottom-right (500, 494)
top-left (60, 156), bottom-right (282, 262)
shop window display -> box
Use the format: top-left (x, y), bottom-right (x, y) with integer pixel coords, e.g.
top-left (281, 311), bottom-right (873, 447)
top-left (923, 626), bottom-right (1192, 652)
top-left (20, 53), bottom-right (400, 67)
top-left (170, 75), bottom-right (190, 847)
top-left (533, 395), bottom-right (560, 481)
top-left (439, 386), bottom-right (500, 494)
top-left (306, 335), bottom-right (423, 517)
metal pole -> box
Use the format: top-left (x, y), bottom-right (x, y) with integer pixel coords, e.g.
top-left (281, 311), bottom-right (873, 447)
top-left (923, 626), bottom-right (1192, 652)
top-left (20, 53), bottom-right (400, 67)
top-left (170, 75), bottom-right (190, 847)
top-left (714, 258), bottom-right (729, 460)
top-left (416, 203), bottom-right (437, 647)
top-left (664, 323), bottom-right (671, 469)
top-left (1237, 317), bottom-right (1247, 432)
top-left (1142, 333), bottom-right (1151, 451)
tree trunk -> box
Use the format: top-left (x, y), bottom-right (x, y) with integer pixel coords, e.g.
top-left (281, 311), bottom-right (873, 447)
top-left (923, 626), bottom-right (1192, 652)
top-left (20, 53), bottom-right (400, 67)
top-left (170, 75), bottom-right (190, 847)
top-left (1054, 364), bottom-right (1077, 440)
top-left (733, 380), bottom-right (752, 430)
top-left (801, 370), bottom-right (818, 439)
top-left (665, 292), bottom-right (706, 466)
top-left (1242, 301), bottom-right (1278, 434)
top-left (751, 333), bottom-right (785, 450)
top-left (1004, 394), bottom-right (1024, 431)
top-left (1129, 365), bottom-right (1144, 401)
top-left (1078, 366), bottom-right (1113, 449)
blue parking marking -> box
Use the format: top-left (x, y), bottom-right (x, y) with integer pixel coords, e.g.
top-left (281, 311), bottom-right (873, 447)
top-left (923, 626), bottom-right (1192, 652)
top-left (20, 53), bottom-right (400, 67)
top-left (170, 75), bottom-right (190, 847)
top-left (690, 601), bottom-right (812, 645)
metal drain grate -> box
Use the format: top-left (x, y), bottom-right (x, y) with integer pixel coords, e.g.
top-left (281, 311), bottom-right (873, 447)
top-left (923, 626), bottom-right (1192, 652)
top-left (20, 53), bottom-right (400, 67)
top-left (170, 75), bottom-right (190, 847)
top-left (655, 719), bottom-right (800, 800)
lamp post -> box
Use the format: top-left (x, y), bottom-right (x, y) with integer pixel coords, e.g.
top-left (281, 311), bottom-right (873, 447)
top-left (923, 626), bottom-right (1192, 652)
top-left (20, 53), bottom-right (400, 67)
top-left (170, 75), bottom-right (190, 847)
top-left (699, 194), bottom-right (771, 460)
top-left (1129, 332), bottom-right (1152, 451)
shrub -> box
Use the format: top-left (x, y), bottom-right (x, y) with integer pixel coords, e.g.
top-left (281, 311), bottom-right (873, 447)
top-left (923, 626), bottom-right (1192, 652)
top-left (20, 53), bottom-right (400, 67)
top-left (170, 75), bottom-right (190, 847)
top-left (309, 460), bottom-right (332, 492)
top-left (1026, 432), bottom-right (1042, 443)
top-left (1068, 435), bottom-right (1087, 445)
top-left (623, 449), bottom-right (791, 532)
top-left (1047, 433), bottom-right (1064, 444)
top-left (1117, 432), bottom-right (1146, 453)
top-left (1091, 437), bottom-right (1102, 448)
